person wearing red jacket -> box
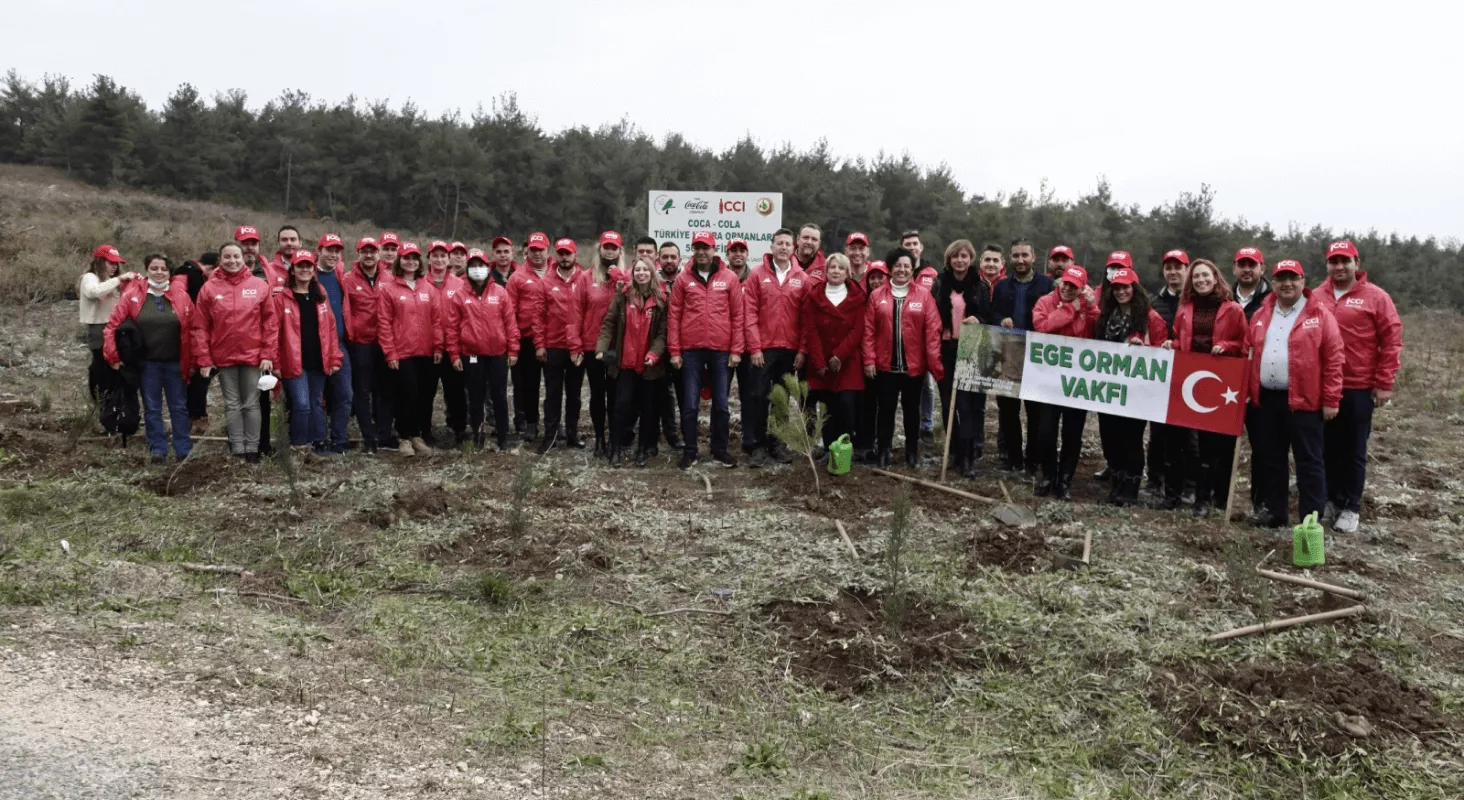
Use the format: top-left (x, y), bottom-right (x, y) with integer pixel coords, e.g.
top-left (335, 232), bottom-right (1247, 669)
top-left (448, 252), bottom-right (520, 451)
top-left (507, 232), bottom-right (552, 442)
top-left (269, 226), bottom-right (302, 275)
top-left (535, 238), bottom-right (586, 454)
top-left (668, 231), bottom-right (745, 469)
top-left (378, 243), bottom-right (444, 457)
top-left (341, 237), bottom-right (395, 453)
top-left (901, 231), bottom-right (941, 447)
top-left (104, 254), bottom-right (195, 463)
top-left (1246, 259), bottom-right (1345, 528)
top-left (801, 253), bottom-right (867, 455)
top-left (1031, 266), bottom-right (1099, 499)
top-left (862, 248), bottom-right (943, 469)
top-left (194, 242), bottom-right (279, 462)
top-left (856, 260), bottom-right (890, 459)
top-left (844, 232), bottom-right (871, 284)
top-left (1090, 267), bottom-right (1168, 505)
top-left (1162, 259), bottom-right (1248, 517)
top-left (580, 231), bottom-right (627, 457)
top-left (744, 229), bottom-right (812, 467)
top-left (725, 237), bottom-right (759, 458)
top-left (795, 223), bottom-right (826, 278)
top-left (595, 258), bottom-right (669, 467)
top-left (424, 240), bottom-right (469, 446)
top-left (276, 251), bottom-right (344, 451)
top-left (448, 241), bottom-right (469, 277)
top-left (490, 236), bottom-right (518, 286)
top-left (1314, 239), bottom-right (1403, 533)
top-left (378, 232), bottom-right (401, 272)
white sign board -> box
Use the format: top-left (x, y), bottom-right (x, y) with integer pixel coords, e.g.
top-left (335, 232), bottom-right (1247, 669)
top-left (647, 191), bottom-right (784, 260)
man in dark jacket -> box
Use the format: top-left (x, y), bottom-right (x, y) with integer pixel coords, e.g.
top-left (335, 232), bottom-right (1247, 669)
top-left (1232, 247), bottom-right (1272, 319)
top-left (990, 239), bottom-right (1053, 475)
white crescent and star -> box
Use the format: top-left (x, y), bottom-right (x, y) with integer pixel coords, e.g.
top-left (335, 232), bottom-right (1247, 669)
top-left (1181, 370), bottom-right (1239, 414)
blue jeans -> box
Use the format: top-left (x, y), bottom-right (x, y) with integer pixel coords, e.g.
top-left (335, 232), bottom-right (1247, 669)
top-left (679, 349), bottom-right (731, 455)
top-left (325, 344), bottom-right (353, 451)
top-left (284, 371), bottom-right (328, 446)
top-left (141, 360), bottom-right (191, 458)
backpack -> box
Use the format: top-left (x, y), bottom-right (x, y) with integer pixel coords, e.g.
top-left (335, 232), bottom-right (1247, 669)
top-left (100, 320), bottom-right (143, 443)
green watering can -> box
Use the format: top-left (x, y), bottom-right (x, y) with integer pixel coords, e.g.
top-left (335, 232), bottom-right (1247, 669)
top-left (1293, 511), bottom-right (1325, 567)
top-left (827, 434), bottom-right (853, 476)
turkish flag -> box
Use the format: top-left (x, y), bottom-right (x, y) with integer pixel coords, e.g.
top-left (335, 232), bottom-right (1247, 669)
top-left (1165, 351), bottom-right (1248, 435)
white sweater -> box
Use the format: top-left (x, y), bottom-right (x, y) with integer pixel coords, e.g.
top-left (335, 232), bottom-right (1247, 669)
top-left (78, 272), bottom-right (124, 325)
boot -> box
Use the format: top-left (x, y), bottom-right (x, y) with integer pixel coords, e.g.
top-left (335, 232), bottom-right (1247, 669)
top-left (536, 427), bottom-right (558, 455)
top-left (1193, 463), bottom-right (1214, 516)
top-left (566, 430), bottom-right (586, 449)
top-left (1095, 465), bottom-right (1112, 481)
top-left (1054, 475), bottom-right (1073, 502)
top-left (1122, 473), bottom-right (1143, 505)
top-left (526, 422), bottom-right (539, 443)
top-left (1106, 471), bottom-right (1125, 505)
top-left (1034, 476), bottom-right (1053, 497)
top-left (593, 435), bottom-right (606, 459)
top-left (608, 445), bottom-right (622, 467)
top-left (961, 440), bottom-right (978, 480)
top-left (905, 445), bottom-right (920, 470)
top-left (876, 448), bottom-right (892, 468)
top-left (634, 448), bottom-right (649, 468)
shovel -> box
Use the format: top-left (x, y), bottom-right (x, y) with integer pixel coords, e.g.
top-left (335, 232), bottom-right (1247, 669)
top-left (1052, 530), bottom-right (1092, 571)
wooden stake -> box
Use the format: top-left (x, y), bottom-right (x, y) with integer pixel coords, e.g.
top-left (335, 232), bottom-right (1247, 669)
top-left (834, 520), bottom-right (859, 560)
top-left (179, 563), bottom-right (250, 576)
top-left (1255, 568), bottom-right (1367, 601)
top-left (1206, 604), bottom-right (1365, 643)
top-left (939, 381), bottom-right (959, 483)
top-left (869, 467), bottom-right (997, 504)
top-left (999, 480), bottom-right (1013, 504)
top-left (1081, 530), bottom-right (1092, 564)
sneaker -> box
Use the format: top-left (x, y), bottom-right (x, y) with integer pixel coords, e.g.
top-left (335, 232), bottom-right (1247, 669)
top-left (411, 437), bottom-right (432, 455)
top-left (149, 454), bottom-right (168, 465)
top-left (399, 440), bottom-right (416, 457)
top-left (1321, 501), bottom-right (1339, 526)
top-left (634, 450), bottom-right (649, 468)
top-left (747, 448), bottom-right (769, 469)
top-left (678, 451), bottom-right (698, 470)
top-left (711, 451), bottom-right (736, 468)
top-left (1334, 510), bottom-right (1360, 533)
top-left (769, 445), bottom-right (792, 465)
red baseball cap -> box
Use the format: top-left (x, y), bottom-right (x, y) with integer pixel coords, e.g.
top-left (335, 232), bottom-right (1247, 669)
top-left (428, 240), bottom-right (450, 254)
top-left (1048, 245), bottom-right (1075, 260)
top-left (1272, 259), bottom-right (1304, 277)
top-left (1325, 240), bottom-right (1359, 260)
top-left (491, 236), bottom-right (513, 248)
top-left (599, 231), bottom-right (623, 247)
top-left (727, 238), bottom-right (749, 251)
top-left (466, 248), bottom-right (488, 263)
top-left (691, 231), bottom-right (716, 248)
top-left (1060, 266), bottom-right (1089, 287)
top-left (526, 232), bottom-right (550, 250)
top-left (865, 260), bottom-right (890, 277)
top-left (1106, 251), bottom-right (1134, 268)
top-left (449, 241), bottom-right (468, 254)
top-left (398, 242), bottom-right (422, 258)
top-left (317, 233), bottom-right (344, 250)
top-left (233, 225), bottom-right (261, 243)
top-left (1234, 246), bottom-right (1263, 264)
top-left (92, 244), bottom-right (125, 264)
top-left (554, 238), bottom-right (577, 254)
top-left (291, 249), bottom-right (317, 266)
top-left (1108, 267), bottom-right (1138, 286)
top-left (379, 232), bottom-right (401, 247)
top-left (356, 237), bottom-right (379, 251)
top-left (846, 232), bottom-right (870, 247)
top-left (1162, 249), bottom-right (1190, 265)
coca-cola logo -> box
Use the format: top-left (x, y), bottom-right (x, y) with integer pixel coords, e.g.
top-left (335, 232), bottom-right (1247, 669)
top-left (684, 199), bottom-right (710, 214)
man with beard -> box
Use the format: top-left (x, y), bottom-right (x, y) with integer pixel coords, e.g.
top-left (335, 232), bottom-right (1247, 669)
top-left (507, 232), bottom-right (551, 442)
top-left (668, 232), bottom-right (744, 469)
top-left (1232, 247), bottom-right (1272, 319)
top-left (342, 236), bottom-right (395, 453)
top-left (845, 232), bottom-right (871, 283)
top-left (655, 241), bottom-right (685, 451)
top-left (535, 238), bottom-right (585, 454)
top-left (902, 229), bottom-right (939, 443)
top-left (270, 226), bottom-right (302, 275)
top-left (313, 233), bottom-right (354, 454)
top-left (633, 236), bottom-right (658, 268)
top-left (795, 223), bottom-right (826, 277)
top-left (743, 229), bottom-right (809, 466)
top-left (991, 238), bottom-right (1052, 476)
top-left (490, 236), bottom-right (517, 286)
top-left (235, 224), bottom-right (284, 454)
top-left (1046, 244), bottom-right (1074, 281)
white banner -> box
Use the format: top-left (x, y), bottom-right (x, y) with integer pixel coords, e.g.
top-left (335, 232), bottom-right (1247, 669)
top-left (647, 191), bottom-right (784, 260)
top-left (1021, 332), bottom-right (1176, 422)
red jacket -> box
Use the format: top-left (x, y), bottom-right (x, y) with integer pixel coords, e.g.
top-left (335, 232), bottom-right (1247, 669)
top-left (914, 265), bottom-right (940, 292)
top-left (341, 261), bottom-right (385, 345)
top-left (275, 292), bottom-right (344, 379)
top-left (256, 258), bottom-right (289, 293)
top-left (797, 250), bottom-right (827, 280)
top-left (1033, 291), bottom-right (1099, 338)
top-left (668, 258), bottom-right (746, 357)
top-left (1247, 290), bottom-right (1345, 412)
top-left (1173, 299), bottom-right (1248, 355)
top-left (446, 280), bottom-right (519, 361)
top-left (578, 268), bottom-right (625, 356)
top-left (428, 270), bottom-right (467, 304)
top-left (800, 279), bottom-right (867, 392)
top-left (862, 283), bottom-right (943, 380)
top-left (104, 277), bottom-right (196, 377)
top-left (192, 267), bottom-right (280, 369)
top-left (377, 275), bottom-right (444, 362)
top-left (534, 266), bottom-right (583, 351)
top-left (745, 255), bottom-right (812, 353)
top-left (1313, 273), bottom-right (1403, 391)
top-left (506, 267), bottom-right (548, 342)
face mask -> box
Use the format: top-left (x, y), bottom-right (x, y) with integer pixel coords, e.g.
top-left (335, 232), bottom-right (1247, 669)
top-left (467, 266), bottom-right (489, 282)
top-left (148, 278), bottom-right (169, 290)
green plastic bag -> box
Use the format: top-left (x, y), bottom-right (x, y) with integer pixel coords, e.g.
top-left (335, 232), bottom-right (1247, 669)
top-left (1293, 511), bottom-right (1326, 567)
top-left (827, 434), bottom-right (853, 476)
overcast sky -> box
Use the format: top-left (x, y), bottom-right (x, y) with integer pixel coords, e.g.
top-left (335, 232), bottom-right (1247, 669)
top-left (11, 0), bottom-right (1462, 241)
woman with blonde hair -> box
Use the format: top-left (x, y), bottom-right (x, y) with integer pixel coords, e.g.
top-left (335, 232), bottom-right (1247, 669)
top-left (596, 257), bottom-right (667, 467)
top-left (79, 244), bottom-right (139, 408)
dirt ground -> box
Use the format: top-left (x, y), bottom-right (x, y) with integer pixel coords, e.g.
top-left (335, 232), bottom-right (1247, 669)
top-left (3, 284), bottom-right (1464, 798)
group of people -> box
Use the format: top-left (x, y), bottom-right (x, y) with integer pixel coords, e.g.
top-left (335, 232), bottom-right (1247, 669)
top-left (78, 223), bottom-right (1401, 532)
